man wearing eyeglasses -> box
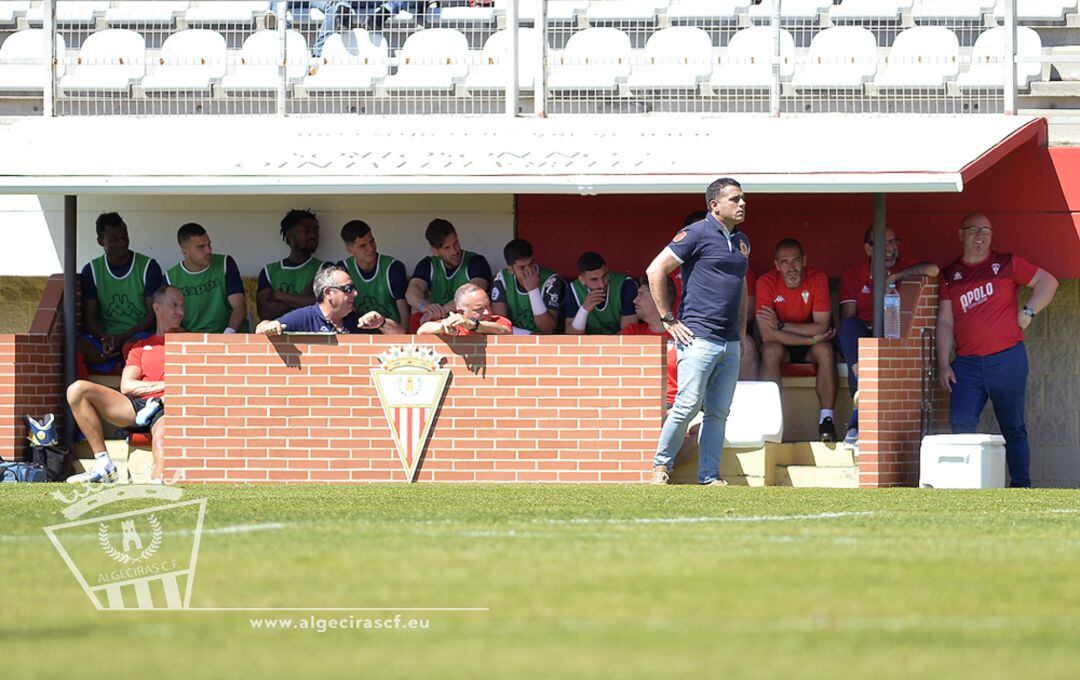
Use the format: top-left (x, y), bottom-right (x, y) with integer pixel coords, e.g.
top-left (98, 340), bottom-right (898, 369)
top-left (838, 225), bottom-right (939, 445)
top-left (937, 213), bottom-right (1058, 488)
top-left (255, 264), bottom-right (397, 335)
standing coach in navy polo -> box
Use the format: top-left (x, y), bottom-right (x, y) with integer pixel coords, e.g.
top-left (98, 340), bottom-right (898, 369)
top-left (645, 178), bottom-right (750, 486)
top-left (937, 212), bottom-right (1058, 488)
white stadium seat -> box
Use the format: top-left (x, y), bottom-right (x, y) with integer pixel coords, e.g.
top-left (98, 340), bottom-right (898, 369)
top-left (749, 0), bottom-right (832, 22)
top-left (547, 27), bottom-right (632, 92)
top-left (185, 1), bottom-right (270, 26)
top-left (873, 26), bottom-right (959, 89)
top-left (464, 28), bottom-right (542, 91)
top-left (627, 26), bottom-right (713, 90)
top-left (666, 0), bottom-right (750, 23)
top-left (27, 1), bottom-right (109, 25)
top-left (141, 29), bottom-right (227, 94)
top-left (724, 381), bottom-right (784, 448)
top-left (0, 2), bottom-right (30, 25)
top-left (711, 25), bottom-right (795, 89)
top-left (0, 29), bottom-right (65, 92)
top-left (220, 29), bottom-right (309, 93)
top-left (585, 0), bottom-right (670, 23)
top-left (303, 29), bottom-right (388, 93)
top-left (830, 0), bottom-right (913, 23)
top-left (513, 0), bottom-right (587, 23)
top-left (993, 0), bottom-right (1078, 22)
top-left (912, 0), bottom-right (994, 22)
top-left (791, 26), bottom-right (878, 90)
top-left (106, 1), bottom-right (188, 25)
top-left (59, 29), bottom-right (145, 93)
top-left (436, 5), bottom-right (496, 23)
top-left (382, 28), bottom-right (469, 92)
top-left (957, 26), bottom-right (1043, 89)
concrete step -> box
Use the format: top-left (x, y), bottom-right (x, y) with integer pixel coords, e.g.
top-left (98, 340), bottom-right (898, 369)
top-left (771, 441), bottom-right (857, 467)
top-left (777, 465), bottom-right (859, 488)
top-left (1028, 80), bottom-right (1080, 97)
top-left (73, 439), bottom-right (154, 484)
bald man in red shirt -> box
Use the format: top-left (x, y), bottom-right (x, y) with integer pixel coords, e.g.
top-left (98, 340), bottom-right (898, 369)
top-left (937, 213), bottom-right (1058, 487)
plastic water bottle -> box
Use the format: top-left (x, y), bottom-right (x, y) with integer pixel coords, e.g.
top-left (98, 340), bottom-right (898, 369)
top-left (884, 283), bottom-right (901, 339)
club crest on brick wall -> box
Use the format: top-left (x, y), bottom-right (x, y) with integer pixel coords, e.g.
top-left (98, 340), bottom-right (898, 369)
top-left (372, 345), bottom-right (451, 482)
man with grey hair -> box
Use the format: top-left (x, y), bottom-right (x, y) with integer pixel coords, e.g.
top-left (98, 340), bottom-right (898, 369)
top-left (417, 283), bottom-right (512, 336)
top-left (255, 264), bottom-right (399, 335)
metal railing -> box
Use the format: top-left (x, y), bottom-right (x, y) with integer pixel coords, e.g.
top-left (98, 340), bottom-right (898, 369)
top-left (0, 0), bottom-right (1049, 116)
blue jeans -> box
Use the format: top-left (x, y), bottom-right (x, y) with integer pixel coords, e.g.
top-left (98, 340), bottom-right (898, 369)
top-left (654, 337), bottom-right (741, 484)
top-left (837, 316), bottom-right (870, 428)
top-left (949, 342), bottom-right (1030, 487)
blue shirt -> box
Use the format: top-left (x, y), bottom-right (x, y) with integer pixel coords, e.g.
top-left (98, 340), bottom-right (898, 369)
top-left (276, 304), bottom-right (361, 334)
top-left (667, 213), bottom-right (750, 342)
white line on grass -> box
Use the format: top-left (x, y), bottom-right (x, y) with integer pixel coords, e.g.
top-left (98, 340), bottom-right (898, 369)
top-left (537, 511), bottom-right (878, 526)
top-left (2, 522), bottom-right (291, 543)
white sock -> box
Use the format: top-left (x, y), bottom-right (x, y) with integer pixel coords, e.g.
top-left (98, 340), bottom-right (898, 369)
top-left (94, 451), bottom-right (114, 467)
top-left (819, 409), bottom-right (834, 423)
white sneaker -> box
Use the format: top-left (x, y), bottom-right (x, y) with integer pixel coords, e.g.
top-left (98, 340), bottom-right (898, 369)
top-left (844, 427), bottom-right (859, 446)
top-left (649, 466), bottom-right (669, 485)
top-left (67, 459), bottom-right (118, 484)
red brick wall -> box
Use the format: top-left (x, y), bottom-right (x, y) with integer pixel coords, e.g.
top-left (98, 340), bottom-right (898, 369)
top-left (858, 279), bottom-right (949, 487)
top-left (165, 335), bottom-right (665, 483)
top-left (1, 275), bottom-right (65, 460)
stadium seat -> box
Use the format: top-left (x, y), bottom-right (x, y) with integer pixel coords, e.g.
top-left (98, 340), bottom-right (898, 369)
top-left (0, 2), bottom-right (29, 25)
top-left (724, 381), bottom-right (784, 448)
top-left (626, 26), bottom-right (712, 90)
top-left (59, 29), bottom-right (145, 94)
top-left (185, 1), bottom-right (271, 26)
top-left (666, 0), bottom-right (750, 23)
top-left (106, 1), bottom-right (189, 26)
top-left (140, 29), bottom-right (227, 94)
top-left (873, 26), bottom-right (959, 90)
top-left (993, 0), bottom-right (1078, 23)
top-left (547, 27), bottom-right (632, 92)
top-left (911, 0), bottom-right (994, 22)
top-left (956, 25), bottom-right (1043, 89)
top-left (585, 0), bottom-right (670, 23)
top-left (710, 25), bottom-right (795, 89)
top-left (791, 26), bottom-right (878, 90)
top-left (221, 29), bottom-right (309, 93)
top-left (303, 29), bottom-right (388, 93)
top-left (509, 0), bottom-right (587, 23)
top-left (26, 1), bottom-right (109, 25)
top-left (435, 4), bottom-right (497, 24)
top-left (749, 0), bottom-right (832, 22)
top-left (382, 28), bottom-right (469, 92)
top-left (0, 29), bottom-right (66, 92)
top-left (830, 0), bottom-right (913, 23)
top-left (463, 28), bottom-right (542, 90)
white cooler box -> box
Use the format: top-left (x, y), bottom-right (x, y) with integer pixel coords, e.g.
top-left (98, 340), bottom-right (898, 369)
top-left (919, 434), bottom-right (1007, 489)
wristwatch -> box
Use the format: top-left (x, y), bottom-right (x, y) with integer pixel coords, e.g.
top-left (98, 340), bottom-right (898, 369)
top-left (1023, 306), bottom-right (1036, 318)
top-left (660, 312), bottom-right (676, 324)
top-left (469, 318), bottom-right (481, 331)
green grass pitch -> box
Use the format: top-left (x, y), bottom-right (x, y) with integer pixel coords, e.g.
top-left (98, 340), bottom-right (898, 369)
top-left (2, 484), bottom-right (1080, 678)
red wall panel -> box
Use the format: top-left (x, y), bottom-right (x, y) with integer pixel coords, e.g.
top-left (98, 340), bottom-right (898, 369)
top-left (518, 141), bottom-right (1080, 280)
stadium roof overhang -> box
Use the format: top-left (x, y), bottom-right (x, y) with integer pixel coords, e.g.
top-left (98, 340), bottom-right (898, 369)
top-left (0, 114), bottom-right (1044, 195)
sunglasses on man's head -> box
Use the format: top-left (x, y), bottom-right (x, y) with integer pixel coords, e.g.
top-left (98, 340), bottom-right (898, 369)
top-left (327, 284), bottom-right (356, 294)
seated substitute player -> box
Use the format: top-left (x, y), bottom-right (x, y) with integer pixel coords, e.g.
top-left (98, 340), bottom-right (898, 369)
top-left (937, 213), bottom-right (1058, 488)
top-left (838, 225), bottom-right (939, 444)
top-left (564, 251), bottom-right (638, 335)
top-left (77, 212), bottom-right (164, 373)
top-left (407, 218), bottom-right (492, 323)
top-left (256, 209), bottom-right (323, 322)
top-left (755, 238), bottom-right (839, 442)
top-left (66, 285), bottom-right (185, 484)
top-left (339, 219), bottom-right (409, 334)
top-left (417, 283), bottom-right (512, 336)
top-left (165, 223), bottom-right (249, 333)
top-left (256, 264), bottom-right (396, 335)
top-left (490, 238), bottom-right (565, 335)
top-left (620, 276), bottom-right (678, 409)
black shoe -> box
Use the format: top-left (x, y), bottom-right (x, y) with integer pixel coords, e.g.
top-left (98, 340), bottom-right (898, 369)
top-left (819, 417), bottom-right (837, 443)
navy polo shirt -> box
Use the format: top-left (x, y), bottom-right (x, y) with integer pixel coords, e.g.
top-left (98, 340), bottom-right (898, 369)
top-left (276, 304), bottom-right (361, 334)
top-left (667, 214), bottom-right (750, 342)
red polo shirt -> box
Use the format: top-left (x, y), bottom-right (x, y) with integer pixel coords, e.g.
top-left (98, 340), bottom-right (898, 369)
top-left (840, 256), bottom-right (920, 325)
top-left (941, 251), bottom-right (1038, 357)
top-left (755, 267), bottom-right (830, 324)
top-left (444, 315), bottom-right (512, 336)
top-left (125, 335), bottom-right (165, 399)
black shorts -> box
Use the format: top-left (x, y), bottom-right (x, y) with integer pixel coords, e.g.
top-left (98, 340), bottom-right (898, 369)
top-left (786, 345), bottom-right (811, 364)
top-left (126, 397), bottom-right (164, 434)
